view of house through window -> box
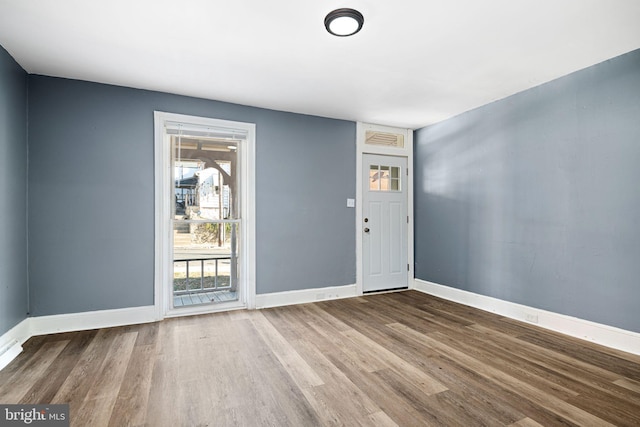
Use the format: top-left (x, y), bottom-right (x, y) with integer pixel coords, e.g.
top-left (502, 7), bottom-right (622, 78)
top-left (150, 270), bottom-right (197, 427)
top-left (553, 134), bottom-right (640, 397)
top-left (170, 123), bottom-right (243, 308)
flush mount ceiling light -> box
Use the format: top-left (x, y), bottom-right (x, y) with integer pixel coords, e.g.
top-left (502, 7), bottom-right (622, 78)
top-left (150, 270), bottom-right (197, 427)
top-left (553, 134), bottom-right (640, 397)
top-left (324, 8), bottom-right (364, 37)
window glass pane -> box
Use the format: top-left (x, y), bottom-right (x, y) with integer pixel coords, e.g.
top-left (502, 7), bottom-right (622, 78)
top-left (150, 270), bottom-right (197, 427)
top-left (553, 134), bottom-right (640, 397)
top-left (391, 166), bottom-right (399, 179)
top-left (173, 221), bottom-right (240, 306)
top-left (391, 178), bottom-right (399, 191)
top-left (369, 165), bottom-right (380, 191)
top-left (173, 135), bottom-right (240, 220)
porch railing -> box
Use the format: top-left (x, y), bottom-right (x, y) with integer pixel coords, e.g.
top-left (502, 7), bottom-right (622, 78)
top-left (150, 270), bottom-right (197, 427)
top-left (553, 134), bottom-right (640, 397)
top-left (173, 255), bottom-right (234, 295)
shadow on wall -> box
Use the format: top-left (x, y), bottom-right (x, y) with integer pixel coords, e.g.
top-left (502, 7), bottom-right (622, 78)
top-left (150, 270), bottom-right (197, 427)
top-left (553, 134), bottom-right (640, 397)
top-left (413, 48), bottom-right (640, 333)
top-left (414, 191), bottom-right (469, 289)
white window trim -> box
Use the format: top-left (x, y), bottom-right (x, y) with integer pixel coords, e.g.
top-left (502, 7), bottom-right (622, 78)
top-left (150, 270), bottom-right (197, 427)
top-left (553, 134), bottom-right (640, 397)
top-left (154, 111), bottom-right (256, 319)
top-left (356, 122), bottom-right (414, 296)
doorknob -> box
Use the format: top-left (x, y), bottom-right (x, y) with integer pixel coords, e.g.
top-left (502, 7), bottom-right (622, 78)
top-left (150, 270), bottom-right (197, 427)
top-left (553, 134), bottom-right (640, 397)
top-left (364, 227), bottom-right (370, 233)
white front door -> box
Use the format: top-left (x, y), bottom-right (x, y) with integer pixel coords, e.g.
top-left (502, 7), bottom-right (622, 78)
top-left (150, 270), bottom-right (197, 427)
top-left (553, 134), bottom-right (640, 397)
top-left (362, 154), bottom-right (408, 292)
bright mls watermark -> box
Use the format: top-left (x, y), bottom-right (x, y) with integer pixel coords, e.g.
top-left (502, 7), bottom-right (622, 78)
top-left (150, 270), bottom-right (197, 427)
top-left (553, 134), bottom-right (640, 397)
top-left (0, 405), bottom-right (69, 426)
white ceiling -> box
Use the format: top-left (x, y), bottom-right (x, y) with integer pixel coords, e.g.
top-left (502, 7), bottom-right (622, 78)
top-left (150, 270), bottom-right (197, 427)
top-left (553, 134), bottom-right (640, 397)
top-left (1, 0), bottom-right (639, 129)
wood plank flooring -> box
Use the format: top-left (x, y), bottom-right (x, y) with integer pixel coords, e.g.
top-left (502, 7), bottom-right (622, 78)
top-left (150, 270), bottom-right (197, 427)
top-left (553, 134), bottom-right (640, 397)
top-left (1, 290), bottom-right (639, 426)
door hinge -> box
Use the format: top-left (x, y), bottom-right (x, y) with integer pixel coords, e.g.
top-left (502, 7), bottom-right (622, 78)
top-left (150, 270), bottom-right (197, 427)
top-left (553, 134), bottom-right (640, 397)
top-left (407, 264), bottom-right (410, 271)
top-left (407, 216), bottom-right (409, 223)
top-left (406, 167), bottom-right (409, 176)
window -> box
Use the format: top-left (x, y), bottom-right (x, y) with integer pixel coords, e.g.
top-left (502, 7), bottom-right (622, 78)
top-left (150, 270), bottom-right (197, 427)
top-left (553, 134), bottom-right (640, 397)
top-left (365, 130), bottom-right (405, 148)
top-left (155, 111), bottom-right (256, 315)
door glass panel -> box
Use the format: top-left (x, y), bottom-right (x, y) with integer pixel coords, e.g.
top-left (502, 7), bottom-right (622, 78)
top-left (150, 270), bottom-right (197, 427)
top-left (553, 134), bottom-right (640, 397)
top-left (391, 166), bottom-right (400, 191)
top-left (369, 164), bottom-right (401, 192)
top-left (369, 165), bottom-right (380, 191)
top-left (379, 166), bottom-right (390, 191)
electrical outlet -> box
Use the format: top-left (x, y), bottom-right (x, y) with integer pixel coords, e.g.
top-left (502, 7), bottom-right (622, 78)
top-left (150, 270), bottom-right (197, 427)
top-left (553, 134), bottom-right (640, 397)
top-left (524, 313), bottom-right (539, 324)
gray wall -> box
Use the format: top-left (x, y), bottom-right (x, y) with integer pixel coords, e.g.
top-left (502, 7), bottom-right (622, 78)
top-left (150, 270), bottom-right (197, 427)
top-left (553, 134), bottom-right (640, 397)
top-left (0, 46), bottom-right (28, 335)
top-left (28, 76), bottom-right (356, 316)
top-left (414, 48), bottom-right (640, 333)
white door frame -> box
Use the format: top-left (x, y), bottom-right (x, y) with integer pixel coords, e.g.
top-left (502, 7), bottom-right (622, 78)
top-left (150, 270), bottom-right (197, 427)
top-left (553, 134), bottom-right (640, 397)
top-left (356, 122), bottom-right (414, 295)
top-left (154, 111), bottom-right (256, 319)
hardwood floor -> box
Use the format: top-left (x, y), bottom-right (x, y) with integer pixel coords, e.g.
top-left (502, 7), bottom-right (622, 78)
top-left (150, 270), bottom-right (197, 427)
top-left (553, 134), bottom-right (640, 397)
top-left (1, 290), bottom-right (639, 426)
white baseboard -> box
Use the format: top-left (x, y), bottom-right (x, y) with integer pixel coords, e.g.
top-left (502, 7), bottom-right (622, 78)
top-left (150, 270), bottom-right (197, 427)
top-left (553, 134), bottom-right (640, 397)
top-left (28, 305), bottom-right (158, 336)
top-left (413, 279), bottom-right (640, 356)
top-left (0, 318), bottom-right (31, 371)
top-left (255, 284), bottom-right (357, 309)
top-left (0, 305), bottom-right (158, 371)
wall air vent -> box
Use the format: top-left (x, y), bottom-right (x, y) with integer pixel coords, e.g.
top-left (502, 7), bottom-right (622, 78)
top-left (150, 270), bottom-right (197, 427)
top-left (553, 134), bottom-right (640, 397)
top-left (365, 130), bottom-right (404, 148)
